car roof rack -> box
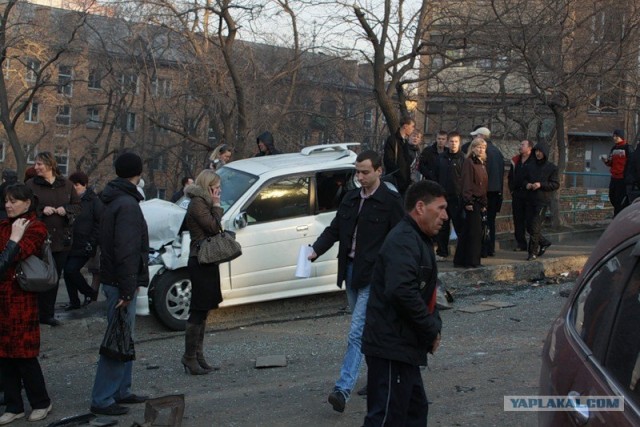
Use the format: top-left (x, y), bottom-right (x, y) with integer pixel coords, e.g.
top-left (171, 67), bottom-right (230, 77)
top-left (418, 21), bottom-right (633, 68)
top-left (300, 142), bottom-right (360, 156)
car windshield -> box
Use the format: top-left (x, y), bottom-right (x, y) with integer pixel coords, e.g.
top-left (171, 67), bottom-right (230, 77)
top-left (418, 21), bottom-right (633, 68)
top-left (217, 166), bottom-right (258, 213)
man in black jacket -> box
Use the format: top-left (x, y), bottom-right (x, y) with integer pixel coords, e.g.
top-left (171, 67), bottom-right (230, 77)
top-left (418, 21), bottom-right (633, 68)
top-left (433, 131), bottom-right (465, 260)
top-left (418, 130), bottom-right (448, 181)
top-left (90, 152), bottom-right (150, 416)
top-left (523, 143), bottom-right (559, 260)
top-left (383, 116), bottom-right (417, 195)
top-left (362, 180), bottom-right (446, 427)
top-left (508, 140), bottom-right (534, 252)
top-left (309, 150), bottom-right (404, 413)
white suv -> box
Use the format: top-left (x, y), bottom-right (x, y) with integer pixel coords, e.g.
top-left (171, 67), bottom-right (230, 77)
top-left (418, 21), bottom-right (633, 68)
top-left (139, 143), bottom-right (360, 330)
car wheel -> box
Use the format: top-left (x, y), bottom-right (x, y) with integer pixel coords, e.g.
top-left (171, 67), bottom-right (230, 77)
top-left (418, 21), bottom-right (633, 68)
top-left (151, 269), bottom-right (191, 331)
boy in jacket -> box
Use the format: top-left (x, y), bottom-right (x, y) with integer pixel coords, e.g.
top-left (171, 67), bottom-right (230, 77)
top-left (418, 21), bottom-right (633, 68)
top-left (362, 180), bottom-right (446, 427)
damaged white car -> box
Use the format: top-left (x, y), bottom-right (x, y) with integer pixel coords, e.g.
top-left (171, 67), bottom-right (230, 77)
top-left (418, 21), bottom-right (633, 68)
top-left (138, 143), bottom-right (360, 330)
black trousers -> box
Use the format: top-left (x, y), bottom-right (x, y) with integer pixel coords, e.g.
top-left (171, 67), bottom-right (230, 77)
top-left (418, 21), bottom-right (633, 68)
top-left (454, 206), bottom-right (483, 268)
top-left (0, 358), bottom-right (50, 413)
top-left (511, 193), bottom-right (528, 250)
top-left (364, 356), bottom-right (428, 427)
top-left (38, 251), bottom-right (68, 321)
top-left (64, 255), bottom-right (95, 307)
top-left (481, 192), bottom-right (502, 256)
top-left (435, 195), bottom-right (463, 257)
top-left (609, 178), bottom-right (627, 217)
top-left (525, 203), bottom-right (550, 255)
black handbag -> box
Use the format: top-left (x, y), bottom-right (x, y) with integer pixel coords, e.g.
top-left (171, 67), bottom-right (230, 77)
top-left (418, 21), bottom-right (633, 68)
top-left (99, 306), bottom-right (136, 362)
top-left (16, 237), bottom-right (59, 293)
top-left (197, 228), bottom-right (242, 264)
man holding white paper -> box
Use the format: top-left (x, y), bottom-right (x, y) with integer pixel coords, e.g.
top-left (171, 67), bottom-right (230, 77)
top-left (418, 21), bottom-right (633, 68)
top-left (308, 150), bottom-right (404, 413)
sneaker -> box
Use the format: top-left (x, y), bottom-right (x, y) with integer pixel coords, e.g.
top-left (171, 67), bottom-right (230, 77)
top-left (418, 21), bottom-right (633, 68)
top-left (527, 254), bottom-right (537, 261)
top-left (327, 390), bottom-right (346, 413)
top-left (0, 412), bottom-right (24, 425)
top-left (90, 404), bottom-right (129, 416)
top-left (435, 255), bottom-right (447, 262)
top-left (28, 404), bottom-right (52, 422)
top-left (538, 242), bottom-right (551, 257)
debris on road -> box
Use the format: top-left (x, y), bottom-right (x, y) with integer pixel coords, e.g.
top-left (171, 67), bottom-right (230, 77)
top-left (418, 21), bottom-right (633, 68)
top-left (255, 355), bottom-right (288, 368)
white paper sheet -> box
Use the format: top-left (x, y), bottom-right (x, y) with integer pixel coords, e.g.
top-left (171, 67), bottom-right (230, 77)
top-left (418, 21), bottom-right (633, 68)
top-left (295, 245), bottom-right (314, 278)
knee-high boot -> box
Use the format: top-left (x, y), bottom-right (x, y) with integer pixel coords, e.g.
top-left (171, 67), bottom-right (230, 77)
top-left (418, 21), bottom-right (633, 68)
top-left (181, 323), bottom-right (209, 375)
top-left (196, 324), bottom-right (219, 371)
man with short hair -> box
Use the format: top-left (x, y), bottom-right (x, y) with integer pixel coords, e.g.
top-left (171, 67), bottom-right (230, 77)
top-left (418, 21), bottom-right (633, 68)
top-left (508, 140), bottom-right (535, 252)
top-left (419, 130), bottom-right (448, 181)
top-left (603, 129), bottom-right (632, 216)
top-left (170, 176), bottom-right (194, 203)
top-left (362, 180), bottom-right (446, 427)
top-left (481, 128), bottom-right (505, 257)
top-left (90, 152), bottom-right (150, 416)
top-left (433, 131), bottom-right (465, 260)
top-left (309, 150), bottom-right (404, 413)
top-left (383, 116), bottom-right (417, 195)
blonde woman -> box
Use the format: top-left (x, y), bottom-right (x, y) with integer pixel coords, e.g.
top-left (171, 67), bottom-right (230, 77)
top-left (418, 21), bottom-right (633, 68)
top-left (208, 144), bottom-right (232, 170)
top-left (182, 169), bottom-right (224, 375)
top-left (453, 138), bottom-right (488, 269)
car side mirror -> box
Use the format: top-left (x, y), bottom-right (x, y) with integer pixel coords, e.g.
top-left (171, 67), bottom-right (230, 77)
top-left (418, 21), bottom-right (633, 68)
top-left (234, 212), bottom-right (248, 229)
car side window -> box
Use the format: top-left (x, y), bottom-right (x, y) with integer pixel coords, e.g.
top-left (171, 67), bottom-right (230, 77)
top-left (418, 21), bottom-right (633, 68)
top-left (604, 262), bottom-right (640, 406)
top-left (315, 170), bottom-right (355, 212)
top-left (571, 244), bottom-right (635, 359)
top-left (245, 176), bottom-right (310, 224)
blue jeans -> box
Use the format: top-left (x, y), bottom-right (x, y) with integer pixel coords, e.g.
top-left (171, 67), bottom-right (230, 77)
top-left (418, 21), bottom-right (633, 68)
top-left (335, 261), bottom-right (370, 399)
top-left (91, 285), bottom-right (137, 408)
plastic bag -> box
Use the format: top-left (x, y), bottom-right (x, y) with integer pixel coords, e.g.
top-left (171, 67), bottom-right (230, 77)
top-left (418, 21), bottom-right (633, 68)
top-left (99, 306), bottom-right (136, 362)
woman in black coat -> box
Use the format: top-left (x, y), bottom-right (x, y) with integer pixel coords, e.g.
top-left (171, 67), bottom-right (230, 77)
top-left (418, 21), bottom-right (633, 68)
top-left (454, 138), bottom-right (488, 268)
top-left (63, 172), bottom-right (102, 310)
top-left (181, 169), bottom-right (224, 375)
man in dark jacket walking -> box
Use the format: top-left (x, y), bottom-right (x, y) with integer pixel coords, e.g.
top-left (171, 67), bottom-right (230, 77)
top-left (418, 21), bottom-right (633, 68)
top-left (433, 131), bottom-right (465, 260)
top-left (362, 180), bottom-right (446, 427)
top-left (383, 116), bottom-right (417, 195)
top-left (90, 152), bottom-right (149, 416)
top-left (508, 140), bottom-right (534, 252)
top-left (254, 131), bottom-right (281, 156)
top-left (523, 143), bottom-right (559, 260)
top-left (309, 150), bottom-right (404, 413)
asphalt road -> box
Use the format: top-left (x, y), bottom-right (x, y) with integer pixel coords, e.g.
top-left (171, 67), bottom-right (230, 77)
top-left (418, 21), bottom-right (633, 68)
top-left (13, 276), bottom-right (576, 427)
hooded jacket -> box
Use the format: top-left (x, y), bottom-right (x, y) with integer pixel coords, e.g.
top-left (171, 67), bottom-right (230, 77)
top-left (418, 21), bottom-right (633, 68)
top-left (99, 178), bottom-right (149, 301)
top-left (255, 131), bottom-right (281, 156)
top-left (523, 143), bottom-right (559, 206)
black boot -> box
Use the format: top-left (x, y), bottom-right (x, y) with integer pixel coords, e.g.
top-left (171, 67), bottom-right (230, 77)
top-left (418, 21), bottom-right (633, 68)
top-left (196, 324), bottom-right (219, 372)
top-left (181, 323), bottom-right (209, 375)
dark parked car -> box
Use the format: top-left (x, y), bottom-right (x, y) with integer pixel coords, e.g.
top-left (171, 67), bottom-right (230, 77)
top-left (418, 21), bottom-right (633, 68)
top-left (539, 201), bottom-right (640, 425)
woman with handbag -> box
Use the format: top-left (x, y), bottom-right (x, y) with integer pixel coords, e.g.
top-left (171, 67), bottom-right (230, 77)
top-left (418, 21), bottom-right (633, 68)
top-left (26, 152), bottom-right (81, 326)
top-left (182, 169), bottom-right (224, 375)
top-left (0, 184), bottom-right (52, 424)
top-left (453, 138), bottom-right (488, 269)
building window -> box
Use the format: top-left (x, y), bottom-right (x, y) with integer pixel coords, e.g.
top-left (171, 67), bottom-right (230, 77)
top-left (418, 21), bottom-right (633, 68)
top-left (151, 154), bottom-right (167, 171)
top-left (588, 80), bottom-right (619, 114)
top-left (57, 65), bottom-right (73, 96)
top-left (3, 58), bottom-right (11, 79)
top-left (154, 114), bottom-right (169, 134)
top-left (25, 102), bottom-right (39, 123)
top-left (151, 78), bottom-right (172, 98)
top-left (363, 109), bottom-right (373, 129)
top-left (591, 10), bottom-right (623, 43)
top-left (25, 58), bottom-right (40, 83)
top-left (54, 147), bottom-right (69, 176)
top-left (56, 105), bottom-right (72, 127)
top-left (23, 144), bottom-right (37, 164)
top-left (207, 126), bottom-right (217, 145)
top-left (86, 107), bottom-right (100, 128)
top-left (186, 118), bottom-right (197, 135)
top-left (118, 73), bottom-right (138, 94)
top-left (119, 111), bottom-right (136, 132)
top-left (88, 69), bottom-right (101, 89)
top-left (0, 141), bottom-right (5, 162)
top-left (156, 188), bottom-right (166, 200)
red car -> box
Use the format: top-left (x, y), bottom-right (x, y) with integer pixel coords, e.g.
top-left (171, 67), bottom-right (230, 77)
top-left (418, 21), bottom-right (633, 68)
top-left (539, 201), bottom-right (640, 426)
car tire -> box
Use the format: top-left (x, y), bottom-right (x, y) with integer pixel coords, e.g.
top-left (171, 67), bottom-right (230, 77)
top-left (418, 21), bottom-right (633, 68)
top-left (151, 269), bottom-right (191, 331)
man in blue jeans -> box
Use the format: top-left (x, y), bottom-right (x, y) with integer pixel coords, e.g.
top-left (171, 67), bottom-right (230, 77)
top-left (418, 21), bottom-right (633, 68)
top-left (309, 150), bottom-right (404, 413)
top-left (90, 152), bottom-right (150, 416)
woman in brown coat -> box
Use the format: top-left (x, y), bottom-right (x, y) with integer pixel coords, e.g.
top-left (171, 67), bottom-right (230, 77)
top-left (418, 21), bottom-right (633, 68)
top-left (0, 184), bottom-right (52, 424)
top-left (454, 138), bottom-right (488, 269)
top-left (26, 152), bottom-right (81, 326)
top-left (181, 169), bottom-right (223, 375)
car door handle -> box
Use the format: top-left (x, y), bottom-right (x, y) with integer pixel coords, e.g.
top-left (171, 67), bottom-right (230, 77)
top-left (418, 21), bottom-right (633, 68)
top-left (568, 391), bottom-right (589, 425)
top-left (296, 225), bottom-right (309, 232)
